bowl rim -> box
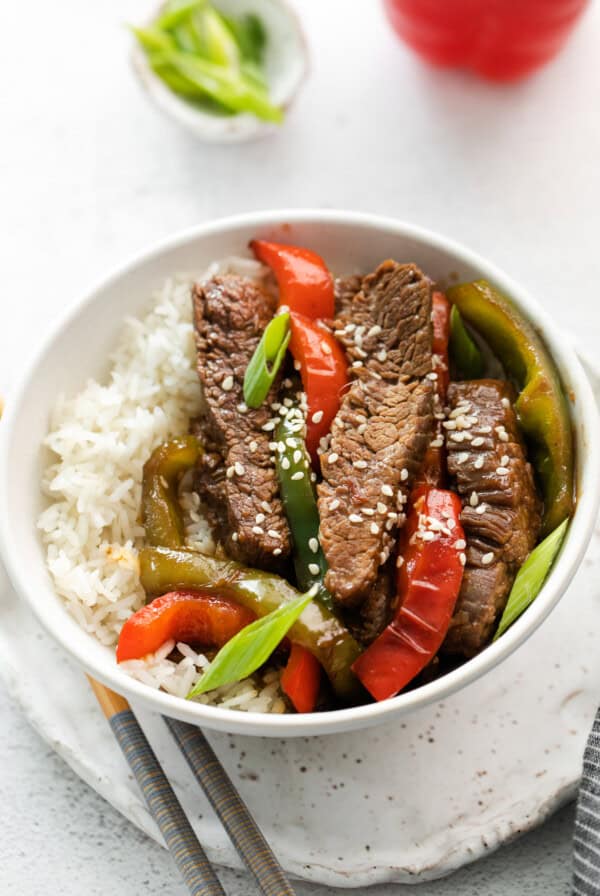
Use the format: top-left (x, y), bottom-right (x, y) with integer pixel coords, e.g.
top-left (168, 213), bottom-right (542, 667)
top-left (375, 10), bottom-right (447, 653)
top-left (1, 208), bottom-right (599, 736)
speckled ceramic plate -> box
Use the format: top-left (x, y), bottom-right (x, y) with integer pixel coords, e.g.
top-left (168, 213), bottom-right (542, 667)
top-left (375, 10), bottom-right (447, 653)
top-left (1, 357), bottom-right (599, 888)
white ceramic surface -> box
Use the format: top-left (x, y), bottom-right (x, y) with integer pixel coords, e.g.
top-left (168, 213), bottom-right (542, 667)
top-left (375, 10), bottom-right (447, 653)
top-left (131, 0), bottom-right (308, 142)
top-left (1, 350), bottom-right (599, 885)
top-left (0, 210), bottom-right (599, 739)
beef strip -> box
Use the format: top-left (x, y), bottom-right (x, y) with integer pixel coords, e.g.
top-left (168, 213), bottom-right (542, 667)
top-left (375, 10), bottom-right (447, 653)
top-left (192, 274), bottom-right (291, 568)
top-left (333, 274), bottom-right (362, 316)
top-left (344, 561), bottom-right (396, 645)
top-left (442, 379), bottom-right (542, 657)
top-left (317, 261), bottom-right (435, 608)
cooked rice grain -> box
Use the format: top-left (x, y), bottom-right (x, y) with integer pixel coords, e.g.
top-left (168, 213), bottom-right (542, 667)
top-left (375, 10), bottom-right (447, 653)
top-left (38, 258), bottom-right (287, 713)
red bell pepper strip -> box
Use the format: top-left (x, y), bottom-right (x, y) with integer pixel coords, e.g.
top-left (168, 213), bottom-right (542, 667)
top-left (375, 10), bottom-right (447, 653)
top-left (288, 312), bottom-right (348, 465)
top-left (116, 590), bottom-right (255, 662)
top-left (280, 643), bottom-right (322, 713)
top-left (352, 487), bottom-right (465, 701)
top-left (418, 291), bottom-right (450, 487)
top-left (382, 0), bottom-right (588, 81)
top-left (250, 239), bottom-right (335, 320)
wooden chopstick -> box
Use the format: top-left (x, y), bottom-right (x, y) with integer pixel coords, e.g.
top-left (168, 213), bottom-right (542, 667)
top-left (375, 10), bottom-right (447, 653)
top-left (88, 678), bottom-right (226, 896)
top-left (165, 717), bottom-right (297, 896)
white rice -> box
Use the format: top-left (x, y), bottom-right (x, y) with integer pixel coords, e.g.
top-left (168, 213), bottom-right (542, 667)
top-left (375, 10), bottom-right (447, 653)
top-left (38, 257), bottom-right (286, 712)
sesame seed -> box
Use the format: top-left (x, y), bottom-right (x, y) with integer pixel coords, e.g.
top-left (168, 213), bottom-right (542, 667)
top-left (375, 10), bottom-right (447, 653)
top-left (349, 513), bottom-right (363, 523)
top-left (363, 507), bottom-right (375, 516)
top-left (234, 462), bottom-right (245, 476)
top-left (427, 372), bottom-right (438, 381)
top-left (353, 459), bottom-right (368, 469)
top-left (481, 552), bottom-right (494, 565)
top-left (293, 449), bottom-right (303, 464)
top-left (311, 473), bottom-right (317, 483)
top-left (291, 471), bottom-right (304, 481)
top-left (252, 525), bottom-right (264, 535)
top-left (293, 359), bottom-right (301, 370)
top-left (370, 522), bottom-right (379, 535)
top-left (448, 518), bottom-right (456, 530)
top-left (459, 552), bottom-right (466, 565)
top-left (311, 410), bottom-right (324, 424)
top-left (222, 375), bottom-right (234, 391)
top-left (237, 402), bottom-right (248, 413)
top-left (376, 349), bottom-right (387, 362)
top-left (267, 529), bottom-right (279, 538)
top-left (352, 360), bottom-right (363, 368)
top-left (396, 555), bottom-right (405, 568)
top-left (444, 420), bottom-right (457, 430)
top-left (480, 425), bottom-right (492, 433)
top-left (262, 421), bottom-right (276, 431)
top-left (476, 504), bottom-right (488, 515)
top-left (496, 466), bottom-right (509, 475)
top-left (379, 551), bottom-right (389, 564)
top-left (430, 437), bottom-right (444, 448)
top-left (308, 563), bottom-right (320, 576)
top-left (368, 324), bottom-right (382, 337)
top-left (501, 397), bottom-right (511, 408)
top-left (388, 511), bottom-right (398, 520)
top-left (308, 537), bottom-right (319, 553)
top-left (329, 499), bottom-right (340, 510)
top-left (501, 455), bottom-right (510, 466)
top-left (469, 491), bottom-right (479, 507)
top-left (328, 453), bottom-right (339, 464)
top-left (456, 452), bottom-right (469, 465)
top-left (357, 423), bottom-right (368, 435)
top-left (232, 532), bottom-right (239, 542)
top-left (454, 539), bottom-right (467, 550)
top-left (474, 456), bottom-right (484, 469)
top-left (226, 466), bottom-right (235, 479)
top-left (495, 425), bottom-right (509, 442)
top-left (255, 513), bottom-right (265, 523)
top-left (345, 322), bottom-right (356, 333)
top-left (355, 347), bottom-right (368, 359)
top-left (450, 432), bottom-right (466, 442)
top-left (471, 437), bottom-right (484, 447)
top-left (400, 468), bottom-right (409, 481)
top-left (320, 340), bottom-right (332, 355)
top-left (421, 530), bottom-right (435, 542)
top-left (381, 484), bottom-right (393, 497)
top-left (281, 457), bottom-right (290, 470)
top-left (273, 547), bottom-right (282, 556)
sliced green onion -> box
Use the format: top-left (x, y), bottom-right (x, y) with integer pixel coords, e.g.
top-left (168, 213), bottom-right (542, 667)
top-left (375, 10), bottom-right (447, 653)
top-left (243, 312), bottom-right (290, 408)
top-left (187, 590), bottom-right (314, 697)
top-left (131, 25), bottom-right (175, 53)
top-left (156, 0), bottom-right (204, 31)
top-left (494, 518), bottom-right (569, 640)
top-left (150, 49), bottom-right (282, 122)
top-left (450, 305), bottom-right (484, 379)
top-left (189, 6), bottom-right (241, 68)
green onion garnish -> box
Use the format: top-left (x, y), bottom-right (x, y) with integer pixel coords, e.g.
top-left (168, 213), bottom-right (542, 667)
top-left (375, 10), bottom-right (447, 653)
top-left (494, 518), bottom-right (569, 640)
top-left (131, 1), bottom-right (283, 123)
top-left (187, 590), bottom-right (314, 698)
top-left (243, 312), bottom-right (290, 408)
top-left (449, 305), bottom-right (484, 379)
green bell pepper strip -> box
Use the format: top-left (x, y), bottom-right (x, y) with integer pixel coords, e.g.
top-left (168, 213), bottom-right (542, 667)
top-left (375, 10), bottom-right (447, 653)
top-left (449, 305), bottom-right (484, 379)
top-left (274, 410), bottom-right (332, 610)
top-left (141, 436), bottom-right (201, 549)
top-left (139, 546), bottom-right (363, 702)
top-left (447, 280), bottom-right (574, 535)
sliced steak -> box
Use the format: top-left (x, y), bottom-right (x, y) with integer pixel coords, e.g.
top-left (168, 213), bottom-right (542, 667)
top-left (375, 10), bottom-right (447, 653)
top-left (318, 261), bottom-right (435, 607)
top-left (344, 561), bottom-right (395, 645)
top-left (334, 274), bottom-right (362, 316)
top-left (192, 275), bottom-right (291, 568)
top-left (442, 379), bottom-right (542, 657)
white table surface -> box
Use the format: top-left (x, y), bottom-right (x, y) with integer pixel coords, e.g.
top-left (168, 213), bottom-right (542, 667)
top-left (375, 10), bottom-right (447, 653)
top-left (1, 0), bottom-right (600, 893)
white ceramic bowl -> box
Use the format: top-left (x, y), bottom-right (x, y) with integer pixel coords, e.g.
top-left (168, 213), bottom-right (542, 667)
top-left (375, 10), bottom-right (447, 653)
top-left (1, 210), bottom-right (598, 737)
top-left (131, 0), bottom-right (307, 143)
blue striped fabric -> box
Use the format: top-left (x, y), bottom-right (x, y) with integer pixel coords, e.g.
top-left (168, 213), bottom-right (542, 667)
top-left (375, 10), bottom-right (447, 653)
top-left (573, 707), bottom-right (600, 894)
top-left (110, 709), bottom-right (225, 896)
